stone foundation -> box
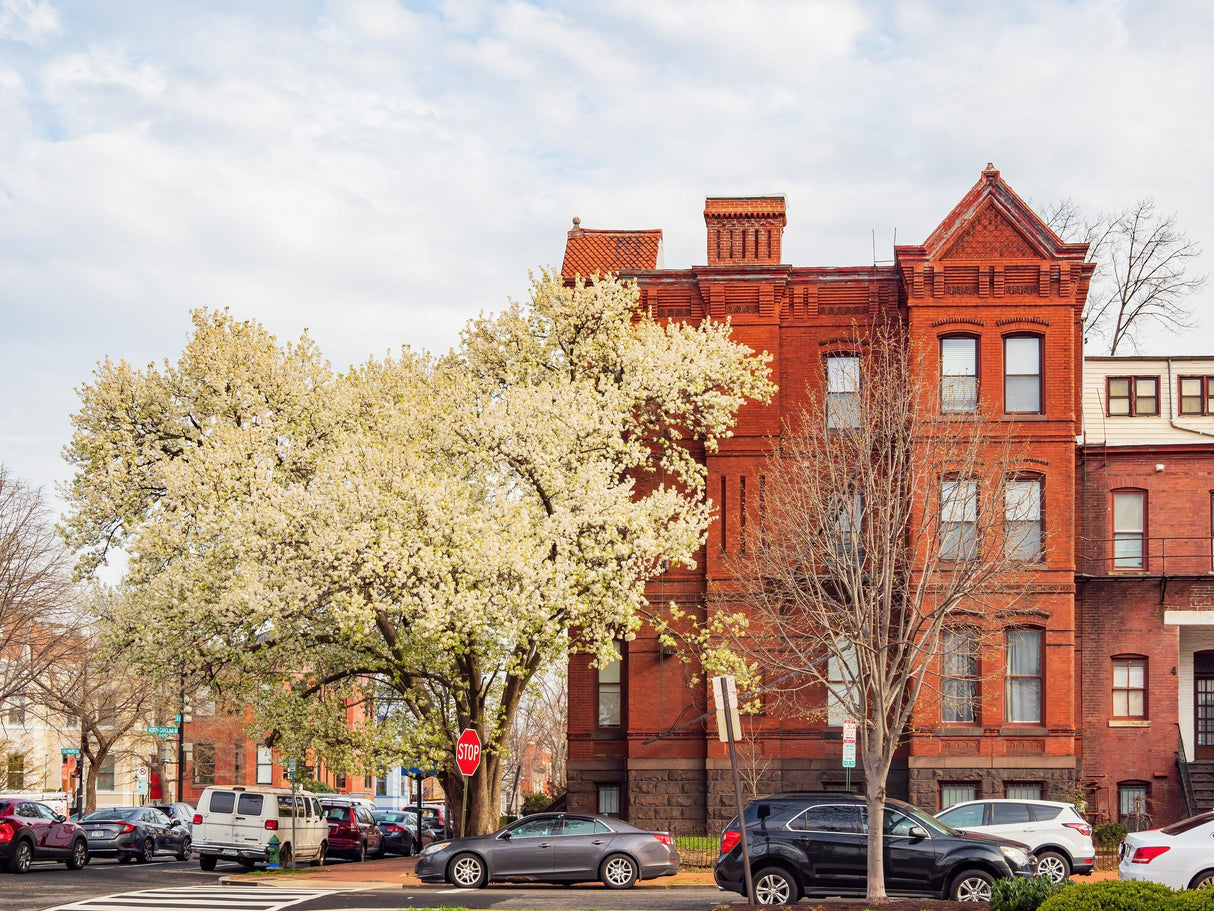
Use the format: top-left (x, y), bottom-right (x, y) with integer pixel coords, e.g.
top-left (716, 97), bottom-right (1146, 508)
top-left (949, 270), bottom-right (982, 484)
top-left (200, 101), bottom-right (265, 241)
top-left (908, 765), bottom-right (1080, 811)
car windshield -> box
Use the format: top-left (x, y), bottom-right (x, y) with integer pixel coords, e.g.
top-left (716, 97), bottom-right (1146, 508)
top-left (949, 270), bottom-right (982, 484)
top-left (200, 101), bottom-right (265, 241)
top-left (84, 809), bottom-right (136, 821)
top-left (1161, 812), bottom-right (1214, 836)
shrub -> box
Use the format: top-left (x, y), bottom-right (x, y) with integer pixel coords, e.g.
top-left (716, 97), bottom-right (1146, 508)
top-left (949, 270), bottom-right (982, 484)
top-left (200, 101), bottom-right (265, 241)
top-left (991, 875), bottom-right (1071, 911)
top-left (1038, 880), bottom-right (1182, 911)
top-left (1093, 822), bottom-right (1128, 850)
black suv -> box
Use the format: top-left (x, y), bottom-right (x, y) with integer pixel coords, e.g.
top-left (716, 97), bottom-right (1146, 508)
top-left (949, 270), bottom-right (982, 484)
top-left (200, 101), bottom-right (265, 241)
top-left (714, 792), bottom-right (1037, 904)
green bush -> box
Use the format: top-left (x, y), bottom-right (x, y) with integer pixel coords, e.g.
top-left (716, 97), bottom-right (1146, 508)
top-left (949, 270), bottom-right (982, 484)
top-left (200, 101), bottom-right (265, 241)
top-left (1176, 890), bottom-right (1214, 911)
top-left (1093, 822), bottom-right (1128, 850)
top-left (1038, 880), bottom-right (1182, 911)
top-left (991, 875), bottom-right (1071, 911)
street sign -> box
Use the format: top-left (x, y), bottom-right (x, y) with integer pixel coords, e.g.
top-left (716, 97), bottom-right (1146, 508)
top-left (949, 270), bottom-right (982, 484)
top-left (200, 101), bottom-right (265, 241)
top-left (711, 675), bottom-right (743, 744)
top-left (146, 725), bottom-right (179, 737)
top-left (843, 719), bottom-right (857, 743)
top-left (842, 741), bottom-right (856, 768)
top-left (455, 728), bottom-right (482, 776)
top-left (60, 747), bottom-right (81, 757)
top-left (136, 767), bottom-right (149, 781)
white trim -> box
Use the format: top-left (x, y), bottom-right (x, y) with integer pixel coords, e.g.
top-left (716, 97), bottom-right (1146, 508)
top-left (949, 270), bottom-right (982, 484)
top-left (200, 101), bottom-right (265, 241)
top-left (1165, 611), bottom-right (1214, 626)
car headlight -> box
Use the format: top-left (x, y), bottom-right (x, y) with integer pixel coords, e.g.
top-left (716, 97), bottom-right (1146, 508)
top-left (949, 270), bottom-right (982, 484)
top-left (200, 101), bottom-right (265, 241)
top-left (1001, 845), bottom-right (1031, 868)
top-left (420, 841), bottom-right (449, 857)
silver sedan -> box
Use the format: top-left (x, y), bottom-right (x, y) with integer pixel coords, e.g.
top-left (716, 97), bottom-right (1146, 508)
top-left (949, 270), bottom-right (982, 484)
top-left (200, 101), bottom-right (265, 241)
top-left (414, 812), bottom-right (679, 889)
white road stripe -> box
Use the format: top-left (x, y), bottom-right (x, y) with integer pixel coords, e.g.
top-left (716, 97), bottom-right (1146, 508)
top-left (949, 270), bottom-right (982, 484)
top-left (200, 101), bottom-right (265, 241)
top-left (43, 884), bottom-right (336, 911)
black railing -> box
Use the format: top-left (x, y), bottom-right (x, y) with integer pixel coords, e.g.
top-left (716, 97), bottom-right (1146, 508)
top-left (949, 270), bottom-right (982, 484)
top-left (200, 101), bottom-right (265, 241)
top-left (1178, 723), bottom-right (1198, 818)
top-left (1079, 536), bottom-right (1213, 577)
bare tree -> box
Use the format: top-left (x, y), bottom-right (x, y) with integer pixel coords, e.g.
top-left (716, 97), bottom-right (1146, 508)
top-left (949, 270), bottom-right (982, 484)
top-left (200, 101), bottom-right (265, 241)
top-left (0, 466), bottom-right (74, 704)
top-left (503, 666), bottom-right (567, 813)
top-left (719, 318), bottom-right (1034, 903)
top-left (1042, 197), bottom-right (1206, 354)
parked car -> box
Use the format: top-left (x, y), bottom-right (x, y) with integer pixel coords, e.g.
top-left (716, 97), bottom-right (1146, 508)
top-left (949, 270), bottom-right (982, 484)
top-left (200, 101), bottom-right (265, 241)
top-left (714, 792), bottom-right (1037, 904)
top-left (405, 803), bottom-right (448, 836)
top-left (1119, 810), bottom-right (1214, 890)
top-left (193, 786), bottom-right (328, 870)
top-left (0, 798), bottom-right (89, 874)
top-left (152, 802), bottom-right (195, 834)
top-left (321, 801), bottom-right (385, 861)
top-left (935, 798), bottom-right (1095, 883)
top-left (414, 812), bottom-right (679, 888)
top-left (81, 806), bottom-right (190, 863)
top-left (372, 809), bottom-right (439, 855)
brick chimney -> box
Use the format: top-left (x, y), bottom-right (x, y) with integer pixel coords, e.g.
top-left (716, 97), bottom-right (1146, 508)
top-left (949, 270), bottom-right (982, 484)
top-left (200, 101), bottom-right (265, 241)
top-left (704, 196), bottom-right (786, 266)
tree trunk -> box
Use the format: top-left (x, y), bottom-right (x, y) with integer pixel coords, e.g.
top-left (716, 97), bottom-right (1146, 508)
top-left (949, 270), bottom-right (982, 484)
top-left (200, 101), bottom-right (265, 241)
top-left (864, 751), bottom-right (888, 903)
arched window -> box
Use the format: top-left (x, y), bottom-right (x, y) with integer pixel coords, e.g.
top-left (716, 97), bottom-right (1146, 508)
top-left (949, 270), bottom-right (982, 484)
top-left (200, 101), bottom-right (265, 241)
top-left (940, 335), bottom-right (979, 413)
top-left (1003, 334), bottom-right (1043, 414)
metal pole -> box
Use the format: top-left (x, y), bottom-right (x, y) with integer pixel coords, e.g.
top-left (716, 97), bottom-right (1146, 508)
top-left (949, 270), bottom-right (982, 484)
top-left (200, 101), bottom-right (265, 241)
top-left (722, 687), bottom-right (756, 904)
top-left (176, 676), bottom-right (185, 803)
top-left (290, 765), bottom-right (298, 870)
top-left (415, 774), bottom-right (423, 853)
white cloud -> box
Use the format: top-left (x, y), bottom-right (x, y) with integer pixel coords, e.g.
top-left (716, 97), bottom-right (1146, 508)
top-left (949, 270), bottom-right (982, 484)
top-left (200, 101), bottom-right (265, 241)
top-left (0, 0), bottom-right (60, 44)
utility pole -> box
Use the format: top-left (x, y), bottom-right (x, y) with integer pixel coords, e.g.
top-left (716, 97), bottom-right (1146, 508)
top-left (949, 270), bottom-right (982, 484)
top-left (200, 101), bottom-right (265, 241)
top-left (176, 676), bottom-right (189, 802)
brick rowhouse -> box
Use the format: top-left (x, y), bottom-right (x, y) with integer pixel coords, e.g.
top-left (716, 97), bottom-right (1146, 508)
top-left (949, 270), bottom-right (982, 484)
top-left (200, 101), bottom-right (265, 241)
top-left (563, 165), bottom-right (1101, 834)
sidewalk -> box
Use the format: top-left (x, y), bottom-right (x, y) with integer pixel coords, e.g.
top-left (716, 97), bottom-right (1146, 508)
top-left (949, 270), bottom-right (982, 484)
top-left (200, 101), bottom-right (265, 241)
top-left (224, 856), bottom-right (718, 891)
top-left (225, 855), bottom-right (1118, 891)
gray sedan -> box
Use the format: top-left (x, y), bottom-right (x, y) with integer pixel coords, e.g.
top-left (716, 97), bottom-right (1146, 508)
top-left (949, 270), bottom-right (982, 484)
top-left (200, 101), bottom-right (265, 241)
top-left (414, 812), bottom-right (679, 889)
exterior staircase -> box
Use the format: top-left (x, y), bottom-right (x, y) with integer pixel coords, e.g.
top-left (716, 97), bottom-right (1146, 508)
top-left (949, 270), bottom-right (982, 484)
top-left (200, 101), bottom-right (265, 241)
top-left (1185, 762), bottom-right (1214, 812)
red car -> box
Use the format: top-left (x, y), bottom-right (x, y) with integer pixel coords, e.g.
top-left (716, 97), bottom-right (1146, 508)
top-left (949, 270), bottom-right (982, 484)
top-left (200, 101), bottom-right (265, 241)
top-left (320, 802), bottom-right (384, 862)
top-left (0, 799), bottom-right (90, 873)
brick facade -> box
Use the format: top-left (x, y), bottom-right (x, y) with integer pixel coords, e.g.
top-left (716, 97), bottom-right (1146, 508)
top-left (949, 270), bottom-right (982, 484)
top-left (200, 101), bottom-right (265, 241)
top-left (563, 166), bottom-right (1113, 833)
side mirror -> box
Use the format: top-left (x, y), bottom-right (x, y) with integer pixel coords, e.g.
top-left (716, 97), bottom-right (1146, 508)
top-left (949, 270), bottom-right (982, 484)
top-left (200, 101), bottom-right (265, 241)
top-left (500, 831), bottom-right (512, 840)
top-left (909, 825), bottom-right (929, 839)
top-left (170, 819), bottom-right (182, 827)
top-left (54, 814), bottom-right (66, 823)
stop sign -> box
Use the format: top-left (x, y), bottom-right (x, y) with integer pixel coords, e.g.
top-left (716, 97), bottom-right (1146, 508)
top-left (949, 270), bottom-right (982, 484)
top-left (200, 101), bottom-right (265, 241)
top-left (455, 728), bottom-right (482, 776)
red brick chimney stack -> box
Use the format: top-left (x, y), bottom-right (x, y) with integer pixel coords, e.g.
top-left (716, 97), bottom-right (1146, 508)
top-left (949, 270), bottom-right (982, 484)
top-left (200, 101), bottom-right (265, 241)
top-left (703, 196), bottom-right (787, 266)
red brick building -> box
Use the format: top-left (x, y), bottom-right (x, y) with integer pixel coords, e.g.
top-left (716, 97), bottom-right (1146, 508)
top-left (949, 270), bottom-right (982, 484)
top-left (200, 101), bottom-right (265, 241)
top-left (563, 165), bottom-right (1099, 833)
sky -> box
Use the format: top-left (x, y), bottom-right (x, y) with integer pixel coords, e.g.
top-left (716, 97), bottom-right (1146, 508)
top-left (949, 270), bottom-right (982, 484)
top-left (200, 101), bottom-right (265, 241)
top-left (3, 0), bottom-right (1214, 510)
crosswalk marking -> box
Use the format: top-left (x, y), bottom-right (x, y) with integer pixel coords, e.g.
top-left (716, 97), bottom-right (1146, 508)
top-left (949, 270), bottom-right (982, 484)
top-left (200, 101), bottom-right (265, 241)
top-left (43, 885), bottom-right (337, 911)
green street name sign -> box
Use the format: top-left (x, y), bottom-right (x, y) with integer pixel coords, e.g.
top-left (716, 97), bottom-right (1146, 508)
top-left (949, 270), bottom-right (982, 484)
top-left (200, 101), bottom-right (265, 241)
top-left (146, 725), bottom-right (180, 737)
top-left (60, 747), bottom-right (81, 756)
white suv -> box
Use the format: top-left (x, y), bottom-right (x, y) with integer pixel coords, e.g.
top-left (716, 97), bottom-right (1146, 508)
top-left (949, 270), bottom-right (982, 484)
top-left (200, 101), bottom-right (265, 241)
top-left (936, 799), bottom-right (1095, 883)
top-left (193, 786), bottom-right (328, 870)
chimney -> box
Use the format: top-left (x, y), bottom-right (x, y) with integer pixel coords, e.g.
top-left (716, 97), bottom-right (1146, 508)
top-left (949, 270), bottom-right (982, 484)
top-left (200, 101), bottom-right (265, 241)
top-left (704, 196), bottom-right (787, 266)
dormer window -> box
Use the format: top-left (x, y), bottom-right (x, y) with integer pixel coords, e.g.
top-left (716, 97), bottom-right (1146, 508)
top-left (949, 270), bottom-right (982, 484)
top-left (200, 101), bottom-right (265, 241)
top-left (1107, 376), bottom-right (1159, 416)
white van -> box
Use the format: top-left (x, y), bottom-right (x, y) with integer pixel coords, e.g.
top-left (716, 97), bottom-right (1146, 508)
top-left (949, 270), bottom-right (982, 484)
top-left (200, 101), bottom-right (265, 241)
top-left (192, 785), bottom-right (328, 869)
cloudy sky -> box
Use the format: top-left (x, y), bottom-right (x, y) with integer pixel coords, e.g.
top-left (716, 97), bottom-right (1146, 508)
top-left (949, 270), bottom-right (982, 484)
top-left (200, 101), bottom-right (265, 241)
top-left (3, 0), bottom-right (1213, 506)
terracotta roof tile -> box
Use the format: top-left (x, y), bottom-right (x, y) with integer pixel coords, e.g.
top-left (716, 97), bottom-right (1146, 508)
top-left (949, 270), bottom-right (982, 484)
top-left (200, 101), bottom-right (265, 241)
top-left (561, 228), bottom-right (663, 279)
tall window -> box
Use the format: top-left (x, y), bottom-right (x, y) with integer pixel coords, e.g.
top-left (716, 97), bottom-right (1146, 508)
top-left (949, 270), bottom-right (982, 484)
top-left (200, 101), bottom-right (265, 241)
top-left (1119, 783), bottom-right (1150, 831)
top-left (1107, 376), bottom-right (1160, 416)
top-left (1113, 490), bottom-right (1146, 570)
top-left (1112, 657), bottom-right (1147, 718)
top-left (5, 698), bottom-right (26, 726)
top-left (256, 745), bottom-right (274, 784)
top-left (1004, 336), bottom-right (1042, 413)
top-left (97, 756), bottom-right (116, 791)
top-left (193, 743), bottom-right (216, 786)
top-left (833, 492), bottom-right (863, 565)
top-left (826, 355), bottom-right (861, 428)
top-left (4, 752), bottom-right (25, 790)
top-left (827, 641), bottom-right (859, 726)
top-left (1178, 376), bottom-right (1214, 415)
top-left (233, 740), bottom-right (244, 783)
top-left (942, 629), bottom-right (978, 723)
top-left (1006, 630), bottom-right (1042, 724)
top-left (940, 479), bottom-right (978, 560)
top-left (1005, 478), bottom-right (1043, 562)
top-left (598, 643), bottom-right (622, 727)
top-left (597, 784), bottom-right (621, 817)
top-left (941, 336), bottom-right (978, 413)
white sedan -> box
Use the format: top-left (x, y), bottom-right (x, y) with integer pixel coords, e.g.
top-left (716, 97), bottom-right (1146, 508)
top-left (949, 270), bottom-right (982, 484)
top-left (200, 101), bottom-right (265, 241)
top-left (1120, 811), bottom-right (1214, 890)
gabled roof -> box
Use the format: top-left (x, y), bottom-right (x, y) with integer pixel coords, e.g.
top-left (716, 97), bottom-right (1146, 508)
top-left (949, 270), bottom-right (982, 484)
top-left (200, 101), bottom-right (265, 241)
top-left (561, 219), bottom-right (663, 279)
top-left (907, 164), bottom-right (1089, 263)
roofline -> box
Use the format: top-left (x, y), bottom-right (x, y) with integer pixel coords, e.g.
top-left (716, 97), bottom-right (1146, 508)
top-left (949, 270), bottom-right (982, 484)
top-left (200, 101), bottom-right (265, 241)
top-left (1086, 355), bottom-right (1214, 362)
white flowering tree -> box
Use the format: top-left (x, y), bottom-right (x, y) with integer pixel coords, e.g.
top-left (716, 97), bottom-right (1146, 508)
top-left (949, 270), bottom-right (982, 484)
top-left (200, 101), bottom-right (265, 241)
top-left (62, 271), bottom-right (773, 833)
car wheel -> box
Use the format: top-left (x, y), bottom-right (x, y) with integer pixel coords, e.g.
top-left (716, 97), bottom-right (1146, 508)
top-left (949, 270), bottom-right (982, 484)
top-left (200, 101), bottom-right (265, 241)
top-left (137, 837), bottom-right (155, 863)
top-left (311, 842), bottom-right (328, 867)
top-left (449, 852), bottom-right (488, 888)
top-left (199, 854), bottom-right (218, 872)
top-left (601, 853), bottom-right (639, 889)
top-left (752, 867), bottom-right (800, 905)
top-left (1036, 850), bottom-right (1070, 883)
top-left (7, 839), bottom-right (33, 874)
top-left (66, 838), bottom-right (89, 870)
top-left (117, 854), bottom-right (134, 864)
top-left (375, 835), bottom-right (387, 858)
top-left (951, 868), bottom-right (995, 902)
top-left (176, 836), bottom-right (191, 862)
top-left (1190, 869), bottom-right (1214, 889)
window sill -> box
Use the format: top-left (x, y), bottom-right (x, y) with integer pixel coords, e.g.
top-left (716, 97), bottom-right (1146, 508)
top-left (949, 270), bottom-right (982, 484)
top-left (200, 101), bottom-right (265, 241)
top-left (936, 725), bottom-right (983, 735)
top-left (1000, 413), bottom-right (1049, 421)
top-left (999, 725), bottom-right (1047, 735)
top-left (1109, 719), bottom-right (1151, 728)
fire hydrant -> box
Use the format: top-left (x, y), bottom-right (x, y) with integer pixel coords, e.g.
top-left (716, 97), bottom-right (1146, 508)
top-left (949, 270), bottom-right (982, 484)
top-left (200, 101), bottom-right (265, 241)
top-left (266, 834), bottom-right (281, 870)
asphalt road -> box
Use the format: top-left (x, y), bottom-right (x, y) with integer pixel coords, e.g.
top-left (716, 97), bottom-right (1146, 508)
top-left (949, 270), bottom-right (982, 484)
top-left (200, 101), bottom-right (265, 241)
top-left (4, 855), bottom-right (222, 911)
top-left (296, 884), bottom-right (737, 911)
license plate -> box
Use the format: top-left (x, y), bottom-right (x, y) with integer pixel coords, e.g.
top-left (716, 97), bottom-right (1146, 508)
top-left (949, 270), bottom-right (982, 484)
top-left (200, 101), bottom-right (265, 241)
top-left (222, 849), bottom-right (238, 856)
top-left (91, 830), bottom-right (104, 836)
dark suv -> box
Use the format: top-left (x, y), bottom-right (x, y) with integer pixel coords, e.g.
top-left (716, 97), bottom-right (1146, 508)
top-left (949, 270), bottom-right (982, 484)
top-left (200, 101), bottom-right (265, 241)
top-left (714, 792), bottom-right (1037, 904)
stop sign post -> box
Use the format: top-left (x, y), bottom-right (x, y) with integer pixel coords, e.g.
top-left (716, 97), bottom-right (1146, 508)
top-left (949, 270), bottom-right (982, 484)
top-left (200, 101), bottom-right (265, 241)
top-left (456, 728), bottom-right (481, 777)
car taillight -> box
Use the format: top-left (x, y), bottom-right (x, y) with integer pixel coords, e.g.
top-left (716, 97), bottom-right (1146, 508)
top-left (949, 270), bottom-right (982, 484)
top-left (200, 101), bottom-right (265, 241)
top-left (265, 820), bottom-right (278, 831)
top-left (0, 822), bottom-right (13, 843)
top-left (1063, 822), bottom-right (1093, 837)
top-left (1131, 845), bottom-right (1171, 864)
top-left (653, 833), bottom-right (674, 847)
top-left (721, 830), bottom-right (740, 855)
top-left (119, 823), bottom-right (137, 833)
top-left (193, 814), bottom-right (202, 825)
top-left (384, 824), bottom-right (403, 833)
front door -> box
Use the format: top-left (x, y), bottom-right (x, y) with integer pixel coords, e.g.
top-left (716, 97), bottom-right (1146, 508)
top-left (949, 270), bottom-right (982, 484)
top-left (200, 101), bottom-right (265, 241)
top-left (1196, 652), bottom-right (1214, 759)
